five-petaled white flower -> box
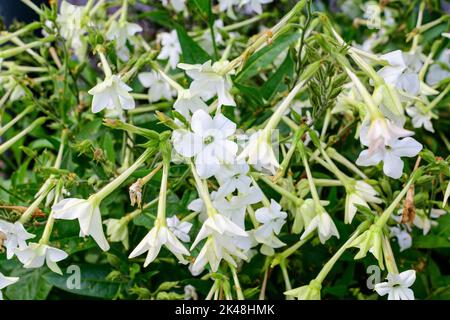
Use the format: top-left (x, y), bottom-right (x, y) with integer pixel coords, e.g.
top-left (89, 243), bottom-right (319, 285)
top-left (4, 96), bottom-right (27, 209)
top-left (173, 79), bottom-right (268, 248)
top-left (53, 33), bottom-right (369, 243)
top-left (214, 160), bottom-right (252, 196)
top-left (52, 198), bottom-right (110, 251)
top-left (15, 243), bottom-right (68, 275)
top-left (172, 109), bottom-right (238, 178)
top-left (356, 137), bottom-right (422, 179)
top-left (254, 200), bottom-right (287, 241)
top-left (88, 75), bottom-right (135, 113)
top-left (374, 270), bottom-right (416, 300)
top-left (390, 226), bottom-right (412, 252)
top-left (56, 0), bottom-right (86, 58)
top-left (106, 20), bottom-right (142, 61)
top-left (0, 272), bottom-right (19, 300)
top-left (138, 71), bottom-right (175, 103)
top-left (377, 50), bottom-right (423, 95)
top-left (157, 30), bottom-right (182, 69)
top-left (166, 215), bottom-right (193, 242)
top-left (406, 106), bottom-right (434, 133)
top-left (178, 60), bottom-right (236, 107)
top-left (0, 220), bottom-right (34, 259)
top-left (129, 221), bottom-right (190, 267)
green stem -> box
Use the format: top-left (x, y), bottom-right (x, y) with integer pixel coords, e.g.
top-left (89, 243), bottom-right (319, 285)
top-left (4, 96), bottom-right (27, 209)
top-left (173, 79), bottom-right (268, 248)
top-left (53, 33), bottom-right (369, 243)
top-left (0, 117), bottom-right (46, 155)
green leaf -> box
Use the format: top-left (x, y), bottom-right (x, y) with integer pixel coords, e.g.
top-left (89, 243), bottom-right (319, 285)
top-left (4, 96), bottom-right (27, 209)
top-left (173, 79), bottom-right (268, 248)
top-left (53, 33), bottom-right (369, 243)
top-left (138, 10), bottom-right (173, 28)
top-left (6, 268), bottom-right (52, 300)
top-left (236, 32), bottom-right (301, 82)
top-left (190, 0), bottom-right (213, 23)
top-left (414, 235), bottom-right (450, 248)
top-left (260, 52), bottom-right (294, 100)
top-left (175, 23), bottom-right (211, 64)
top-left (43, 264), bottom-right (122, 299)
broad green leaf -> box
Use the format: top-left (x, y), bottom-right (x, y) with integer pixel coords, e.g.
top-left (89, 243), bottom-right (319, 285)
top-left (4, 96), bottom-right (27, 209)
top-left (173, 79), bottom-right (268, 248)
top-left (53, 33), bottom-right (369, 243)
top-left (6, 268), bottom-right (52, 300)
top-left (137, 10), bottom-right (173, 28)
top-left (260, 52), bottom-right (295, 100)
top-left (175, 24), bottom-right (211, 64)
top-left (43, 264), bottom-right (122, 299)
top-left (414, 235), bottom-right (450, 248)
top-left (236, 32), bottom-right (301, 82)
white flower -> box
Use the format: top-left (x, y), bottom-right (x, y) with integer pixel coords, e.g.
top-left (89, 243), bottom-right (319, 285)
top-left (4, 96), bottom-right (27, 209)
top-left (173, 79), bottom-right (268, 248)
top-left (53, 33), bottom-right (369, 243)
top-left (106, 20), bottom-right (142, 61)
top-left (240, 0), bottom-right (273, 15)
top-left (178, 60), bottom-right (236, 107)
top-left (166, 215), bottom-right (192, 242)
top-left (129, 222), bottom-right (190, 267)
top-left (157, 30), bottom-right (182, 69)
top-left (52, 198), bottom-right (110, 251)
top-left (15, 243), bottom-right (68, 275)
top-left (412, 208), bottom-right (446, 235)
top-left (377, 50), bottom-right (423, 95)
top-left (0, 220), bottom-right (34, 259)
top-left (356, 137), bottom-right (422, 179)
top-left (173, 89), bottom-right (208, 120)
top-left (56, 0), bottom-right (86, 59)
top-left (406, 106), bottom-right (434, 133)
top-left (345, 181), bottom-right (382, 224)
top-left (374, 270), bottom-right (416, 300)
top-left (254, 200), bottom-right (287, 238)
top-left (104, 218), bottom-right (129, 249)
top-left (390, 226), bottom-right (412, 252)
top-left (161, 0), bottom-right (186, 12)
top-left (300, 203), bottom-right (339, 244)
top-left (138, 71), bottom-right (175, 103)
top-left (214, 186), bottom-right (263, 228)
top-left (88, 75), bottom-right (135, 113)
top-left (238, 129), bottom-right (279, 174)
top-left (359, 116), bottom-right (413, 154)
top-left (218, 0), bottom-right (239, 18)
top-left (199, 20), bottom-right (225, 55)
top-left (172, 109), bottom-right (238, 178)
top-left (190, 231), bottom-right (248, 274)
top-left (214, 160), bottom-right (252, 196)
top-left (426, 49), bottom-right (450, 86)
top-left (0, 272), bottom-right (19, 300)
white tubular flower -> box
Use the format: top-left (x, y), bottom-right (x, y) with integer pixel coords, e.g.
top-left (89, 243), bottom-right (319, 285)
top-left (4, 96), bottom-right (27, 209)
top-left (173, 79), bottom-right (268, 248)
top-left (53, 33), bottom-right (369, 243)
top-left (173, 89), bottom-right (208, 120)
top-left (300, 203), bottom-right (339, 244)
top-left (345, 181), bottom-right (382, 224)
top-left (374, 270), bottom-right (416, 300)
top-left (190, 232), bottom-right (248, 274)
top-left (52, 198), bottom-right (110, 251)
top-left (157, 30), bottom-right (182, 69)
top-left (166, 215), bottom-right (193, 242)
top-left (172, 109), bottom-right (238, 178)
top-left (88, 75), bottom-right (135, 113)
top-left (238, 129), bottom-right (279, 175)
top-left (178, 60), bottom-right (236, 107)
top-left (356, 137), bottom-right (423, 179)
top-left (106, 20), bottom-right (142, 61)
top-left (0, 220), bottom-right (35, 259)
top-left (359, 116), bottom-right (413, 154)
top-left (214, 160), bottom-right (252, 196)
top-left (377, 50), bottom-right (423, 95)
top-left (138, 71), bottom-right (175, 103)
top-left (15, 243), bottom-right (68, 275)
top-left (191, 213), bottom-right (248, 250)
top-left (56, 0), bottom-right (86, 58)
top-left (129, 221), bottom-right (190, 267)
top-left (161, 0), bottom-right (186, 12)
top-left (406, 106), bottom-right (434, 133)
top-left (240, 0), bottom-right (273, 15)
top-left (104, 218), bottom-right (130, 250)
top-left (0, 272), bottom-right (19, 300)
top-left (426, 49), bottom-right (450, 86)
top-left (390, 226), bottom-right (412, 252)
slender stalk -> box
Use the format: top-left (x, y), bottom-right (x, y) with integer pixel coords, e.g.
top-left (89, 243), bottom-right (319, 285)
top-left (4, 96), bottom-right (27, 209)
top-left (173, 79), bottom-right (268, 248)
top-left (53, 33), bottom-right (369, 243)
top-left (0, 117), bottom-right (47, 155)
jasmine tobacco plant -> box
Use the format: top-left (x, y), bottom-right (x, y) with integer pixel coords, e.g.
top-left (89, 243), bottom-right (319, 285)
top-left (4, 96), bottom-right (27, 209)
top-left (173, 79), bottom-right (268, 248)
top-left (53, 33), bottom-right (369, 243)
top-left (0, 0), bottom-right (449, 301)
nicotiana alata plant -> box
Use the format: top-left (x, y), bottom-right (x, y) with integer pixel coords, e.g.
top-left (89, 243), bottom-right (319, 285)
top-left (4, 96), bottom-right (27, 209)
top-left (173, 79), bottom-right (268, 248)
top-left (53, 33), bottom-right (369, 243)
top-left (0, 0), bottom-right (449, 301)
